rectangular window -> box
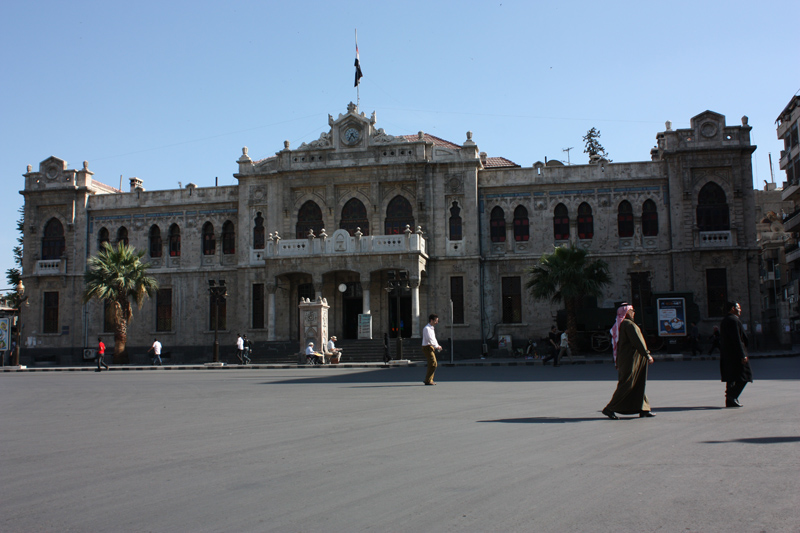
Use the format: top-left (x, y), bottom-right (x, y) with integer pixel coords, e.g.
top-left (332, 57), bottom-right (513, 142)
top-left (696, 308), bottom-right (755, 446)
top-left (103, 301), bottom-right (115, 333)
top-left (43, 291), bottom-right (59, 334)
top-left (501, 277), bottom-right (522, 324)
top-left (210, 295), bottom-right (227, 331)
top-left (252, 283), bottom-right (265, 329)
top-left (706, 268), bottom-right (728, 317)
top-left (450, 277), bottom-right (464, 324)
top-left (156, 288), bottom-right (172, 332)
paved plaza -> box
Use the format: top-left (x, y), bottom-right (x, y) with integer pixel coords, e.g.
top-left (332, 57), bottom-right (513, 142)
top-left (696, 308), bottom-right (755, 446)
top-left (1, 358), bottom-right (798, 532)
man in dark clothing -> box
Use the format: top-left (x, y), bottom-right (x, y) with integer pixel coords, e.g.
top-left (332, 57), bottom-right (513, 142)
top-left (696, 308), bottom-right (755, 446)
top-left (719, 301), bottom-right (752, 408)
top-left (689, 323), bottom-right (700, 356)
top-left (542, 326), bottom-right (560, 365)
top-left (708, 326), bottom-right (721, 354)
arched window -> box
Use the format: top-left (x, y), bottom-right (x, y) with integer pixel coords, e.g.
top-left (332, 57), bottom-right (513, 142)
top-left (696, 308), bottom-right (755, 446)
top-left (41, 218), bottom-right (65, 260)
top-left (618, 201), bottom-right (634, 237)
top-left (577, 203), bottom-right (593, 239)
top-left (168, 224), bottom-right (181, 257)
top-left (98, 227), bottom-right (110, 250)
top-left (253, 212), bottom-right (265, 250)
top-left (697, 182), bottom-right (729, 231)
top-left (449, 201), bottom-right (462, 241)
top-left (384, 196), bottom-right (415, 235)
top-left (642, 199), bottom-right (659, 236)
top-left (490, 206), bottom-right (506, 242)
top-left (222, 221), bottom-right (235, 254)
top-left (296, 201), bottom-right (324, 239)
top-left (553, 204), bottom-right (569, 241)
top-left (340, 198), bottom-right (370, 236)
top-left (117, 226), bottom-right (129, 247)
top-left (202, 222), bottom-right (215, 255)
top-left (513, 205), bottom-right (529, 241)
top-left (149, 225), bottom-right (162, 258)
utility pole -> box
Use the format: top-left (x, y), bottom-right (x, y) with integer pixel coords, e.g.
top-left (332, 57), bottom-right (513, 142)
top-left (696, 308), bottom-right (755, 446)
top-left (562, 147), bottom-right (573, 165)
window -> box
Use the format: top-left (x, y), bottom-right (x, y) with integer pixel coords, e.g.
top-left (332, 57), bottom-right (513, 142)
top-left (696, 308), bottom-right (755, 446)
top-left (98, 227), bottom-right (110, 250)
top-left (697, 182), bottom-right (730, 231)
top-left (340, 198), bottom-right (370, 236)
top-left (577, 203), bottom-right (593, 239)
top-left (451, 277), bottom-right (464, 324)
top-left (298, 283), bottom-right (315, 302)
top-left (630, 272), bottom-right (652, 312)
top-left (384, 196), bottom-right (414, 235)
top-left (168, 224), bottom-right (181, 257)
top-left (706, 268), bottom-right (728, 317)
top-left (209, 292), bottom-right (227, 330)
top-left (513, 205), bottom-right (529, 241)
top-left (253, 212), bottom-right (265, 250)
top-left (222, 221), bottom-right (235, 255)
top-left (43, 291), bottom-right (59, 334)
top-left (642, 199), bottom-right (659, 236)
top-left (202, 222), bottom-right (215, 255)
top-left (501, 277), bottom-right (522, 323)
top-left (103, 301), bottom-right (115, 333)
top-left (553, 204), bottom-right (569, 241)
top-left (41, 218), bottom-right (65, 260)
top-left (149, 225), bottom-right (162, 258)
top-left (449, 202), bottom-right (462, 241)
top-left (296, 201), bottom-right (324, 239)
top-left (490, 206), bottom-right (506, 242)
top-left (252, 284), bottom-right (265, 329)
top-left (618, 201), bottom-right (634, 237)
top-left (116, 226), bottom-right (129, 247)
top-left (156, 288), bottom-right (172, 332)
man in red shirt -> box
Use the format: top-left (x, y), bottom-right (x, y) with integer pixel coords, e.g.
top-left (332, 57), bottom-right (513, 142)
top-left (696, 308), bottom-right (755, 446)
top-left (96, 337), bottom-right (109, 372)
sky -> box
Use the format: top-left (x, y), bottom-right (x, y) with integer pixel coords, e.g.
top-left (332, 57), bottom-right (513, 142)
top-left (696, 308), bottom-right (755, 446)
top-left (1, 0), bottom-right (798, 283)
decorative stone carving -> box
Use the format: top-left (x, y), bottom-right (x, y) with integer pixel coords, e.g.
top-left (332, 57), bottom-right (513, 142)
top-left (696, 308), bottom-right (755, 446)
top-left (446, 175), bottom-right (464, 194)
top-left (371, 128), bottom-right (408, 144)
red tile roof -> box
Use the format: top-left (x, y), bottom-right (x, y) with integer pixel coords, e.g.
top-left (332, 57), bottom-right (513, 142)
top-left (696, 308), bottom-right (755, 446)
top-left (400, 133), bottom-right (462, 150)
top-left (483, 156), bottom-right (519, 168)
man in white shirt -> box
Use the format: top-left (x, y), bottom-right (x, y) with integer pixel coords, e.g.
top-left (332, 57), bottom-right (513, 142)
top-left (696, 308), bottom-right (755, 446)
top-left (148, 338), bottom-right (163, 366)
top-left (421, 314), bottom-right (442, 385)
top-left (327, 336), bottom-right (341, 361)
top-left (236, 334), bottom-right (245, 364)
top-left (305, 342), bottom-right (323, 365)
top-left (557, 330), bottom-right (574, 366)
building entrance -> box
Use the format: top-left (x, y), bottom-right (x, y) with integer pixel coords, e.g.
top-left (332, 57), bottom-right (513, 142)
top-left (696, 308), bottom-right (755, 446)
top-left (388, 294), bottom-right (412, 338)
top-left (341, 282), bottom-right (363, 339)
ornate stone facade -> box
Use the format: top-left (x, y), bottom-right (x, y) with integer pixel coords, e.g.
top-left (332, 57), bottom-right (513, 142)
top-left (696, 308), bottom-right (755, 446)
top-left (16, 105), bottom-right (761, 363)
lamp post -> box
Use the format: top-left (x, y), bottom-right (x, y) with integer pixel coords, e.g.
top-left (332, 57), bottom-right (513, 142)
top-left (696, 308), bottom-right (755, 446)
top-left (208, 279), bottom-right (226, 363)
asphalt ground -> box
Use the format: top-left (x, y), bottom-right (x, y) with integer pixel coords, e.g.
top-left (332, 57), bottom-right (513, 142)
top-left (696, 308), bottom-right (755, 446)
top-left (1, 358), bottom-right (798, 532)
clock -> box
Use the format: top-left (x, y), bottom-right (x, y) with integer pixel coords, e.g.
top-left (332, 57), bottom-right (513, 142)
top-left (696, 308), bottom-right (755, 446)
top-left (343, 127), bottom-right (360, 145)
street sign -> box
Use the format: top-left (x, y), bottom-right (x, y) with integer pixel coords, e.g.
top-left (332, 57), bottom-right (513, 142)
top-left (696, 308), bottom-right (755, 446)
top-left (656, 298), bottom-right (686, 337)
top-left (0, 317), bottom-right (9, 351)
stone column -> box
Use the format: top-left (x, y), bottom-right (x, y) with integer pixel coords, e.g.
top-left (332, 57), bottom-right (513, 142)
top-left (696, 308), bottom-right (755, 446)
top-left (298, 295), bottom-right (330, 364)
top-left (410, 278), bottom-right (421, 338)
top-left (361, 275), bottom-right (371, 315)
top-left (267, 282), bottom-right (277, 341)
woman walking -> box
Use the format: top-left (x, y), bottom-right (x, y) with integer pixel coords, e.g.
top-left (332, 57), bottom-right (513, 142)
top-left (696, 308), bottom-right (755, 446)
top-left (602, 304), bottom-right (655, 419)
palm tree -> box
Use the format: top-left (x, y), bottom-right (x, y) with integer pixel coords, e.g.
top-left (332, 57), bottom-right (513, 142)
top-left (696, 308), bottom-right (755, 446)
top-left (83, 242), bottom-right (158, 364)
top-left (526, 244), bottom-right (611, 351)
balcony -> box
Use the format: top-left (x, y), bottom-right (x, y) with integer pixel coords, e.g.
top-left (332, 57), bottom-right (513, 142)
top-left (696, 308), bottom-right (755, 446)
top-left (782, 180), bottom-right (800, 203)
top-left (784, 209), bottom-right (800, 233)
top-left (35, 259), bottom-right (66, 275)
top-left (251, 228), bottom-right (426, 264)
top-left (698, 231), bottom-right (733, 248)
top-left (787, 245), bottom-right (800, 264)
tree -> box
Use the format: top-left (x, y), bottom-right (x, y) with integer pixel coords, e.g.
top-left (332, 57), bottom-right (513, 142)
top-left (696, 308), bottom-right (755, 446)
top-left (83, 242), bottom-right (158, 364)
top-left (3, 207), bottom-right (24, 308)
top-left (582, 127), bottom-right (611, 162)
top-left (526, 244), bottom-right (611, 350)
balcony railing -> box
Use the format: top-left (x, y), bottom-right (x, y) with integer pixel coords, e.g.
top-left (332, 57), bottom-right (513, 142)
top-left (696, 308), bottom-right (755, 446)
top-left (787, 246), bottom-right (800, 264)
top-left (698, 231), bottom-right (732, 248)
top-left (35, 259), bottom-right (66, 275)
top-left (251, 228), bottom-right (426, 263)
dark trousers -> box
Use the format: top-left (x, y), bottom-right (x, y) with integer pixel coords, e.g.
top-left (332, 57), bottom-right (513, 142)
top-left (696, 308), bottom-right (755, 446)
top-left (726, 381), bottom-right (747, 401)
top-left (96, 354), bottom-right (109, 371)
top-left (542, 345), bottom-right (559, 365)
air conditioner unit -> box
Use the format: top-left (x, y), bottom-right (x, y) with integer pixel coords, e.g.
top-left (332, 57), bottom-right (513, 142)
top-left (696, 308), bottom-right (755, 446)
top-left (83, 349), bottom-right (96, 360)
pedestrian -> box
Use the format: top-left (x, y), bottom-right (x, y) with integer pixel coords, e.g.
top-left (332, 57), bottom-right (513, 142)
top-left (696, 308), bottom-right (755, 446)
top-left (96, 337), bottom-right (109, 372)
top-left (689, 322), bottom-right (700, 356)
top-left (327, 335), bottom-right (341, 362)
top-left (148, 338), bottom-right (163, 366)
top-left (602, 304), bottom-right (655, 419)
top-left (708, 326), bottom-right (721, 355)
top-left (719, 301), bottom-right (752, 408)
top-left (558, 329), bottom-right (574, 365)
top-left (305, 342), bottom-right (323, 365)
top-left (422, 314), bottom-right (442, 385)
top-left (383, 332), bottom-right (391, 364)
top-left (236, 334), bottom-right (245, 364)
top-left (542, 325), bottom-right (560, 365)
top-left (242, 335), bottom-right (252, 364)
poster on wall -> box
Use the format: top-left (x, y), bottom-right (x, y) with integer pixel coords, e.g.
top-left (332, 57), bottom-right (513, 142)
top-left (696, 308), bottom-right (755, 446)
top-left (657, 298), bottom-right (686, 337)
top-left (0, 317), bottom-right (9, 351)
top-left (357, 314), bottom-right (372, 340)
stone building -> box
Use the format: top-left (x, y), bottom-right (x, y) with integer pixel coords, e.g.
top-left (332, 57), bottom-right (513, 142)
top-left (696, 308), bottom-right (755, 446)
top-left (777, 92), bottom-right (800, 339)
top-left (16, 104), bottom-right (761, 364)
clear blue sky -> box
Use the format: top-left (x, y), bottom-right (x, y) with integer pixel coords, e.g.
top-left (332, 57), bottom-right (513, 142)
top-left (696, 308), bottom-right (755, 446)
top-left (1, 0), bottom-right (797, 283)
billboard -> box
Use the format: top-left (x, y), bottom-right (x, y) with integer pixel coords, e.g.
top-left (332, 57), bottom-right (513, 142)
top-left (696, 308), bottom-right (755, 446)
top-left (657, 298), bottom-right (686, 337)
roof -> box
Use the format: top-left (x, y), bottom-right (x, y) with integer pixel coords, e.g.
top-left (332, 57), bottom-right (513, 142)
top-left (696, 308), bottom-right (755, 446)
top-left (400, 133), bottom-right (462, 150)
top-left (483, 156), bottom-right (520, 168)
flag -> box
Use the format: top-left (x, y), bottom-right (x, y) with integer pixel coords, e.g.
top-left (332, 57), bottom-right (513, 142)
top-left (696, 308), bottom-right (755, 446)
top-left (354, 42), bottom-right (363, 87)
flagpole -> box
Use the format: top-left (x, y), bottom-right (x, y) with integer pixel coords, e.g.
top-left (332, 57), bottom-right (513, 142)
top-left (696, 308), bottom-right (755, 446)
top-left (355, 29), bottom-right (360, 108)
